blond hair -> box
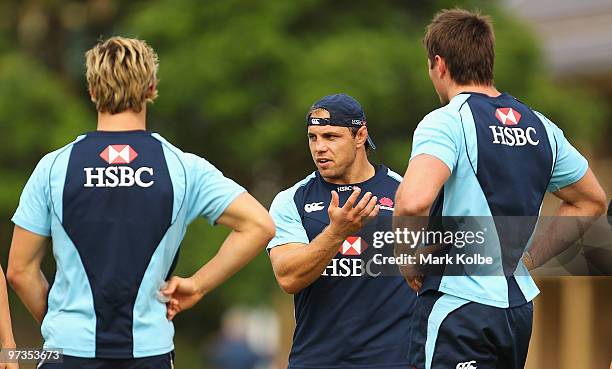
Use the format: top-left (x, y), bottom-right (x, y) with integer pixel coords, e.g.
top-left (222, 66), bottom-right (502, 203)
top-left (85, 36), bottom-right (159, 114)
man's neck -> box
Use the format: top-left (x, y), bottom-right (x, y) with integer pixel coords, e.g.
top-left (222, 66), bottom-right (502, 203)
top-left (96, 107), bottom-right (147, 131)
top-left (323, 153), bottom-right (376, 185)
top-left (447, 83), bottom-right (501, 102)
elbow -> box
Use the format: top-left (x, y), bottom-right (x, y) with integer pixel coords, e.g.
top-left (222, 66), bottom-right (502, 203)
top-left (592, 192), bottom-right (608, 216)
top-left (6, 265), bottom-right (26, 290)
top-left (243, 213), bottom-right (276, 248)
top-left (256, 214), bottom-right (276, 245)
top-left (394, 189), bottom-right (432, 216)
top-left (277, 275), bottom-right (302, 295)
top-left (583, 187), bottom-right (608, 216)
top-left (394, 198), bottom-right (431, 216)
top-left (273, 267), bottom-right (303, 294)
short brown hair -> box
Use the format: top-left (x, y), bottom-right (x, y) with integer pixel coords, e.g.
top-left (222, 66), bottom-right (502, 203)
top-left (85, 36), bottom-right (159, 114)
top-left (424, 9), bottom-right (494, 85)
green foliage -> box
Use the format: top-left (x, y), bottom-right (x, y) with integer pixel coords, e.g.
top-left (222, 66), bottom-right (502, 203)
top-left (124, 0), bottom-right (607, 181)
top-left (0, 53), bottom-right (90, 210)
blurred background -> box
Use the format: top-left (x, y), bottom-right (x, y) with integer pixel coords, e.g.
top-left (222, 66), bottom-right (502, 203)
top-left (0, 0), bottom-right (610, 368)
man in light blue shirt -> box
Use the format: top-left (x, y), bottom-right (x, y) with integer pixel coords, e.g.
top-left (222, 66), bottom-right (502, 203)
top-left (7, 36), bottom-right (275, 369)
top-left (394, 9), bottom-right (607, 369)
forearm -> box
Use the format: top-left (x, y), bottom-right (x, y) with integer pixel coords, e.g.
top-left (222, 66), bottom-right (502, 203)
top-left (9, 270), bottom-right (48, 324)
top-left (272, 227), bottom-right (345, 293)
top-left (0, 273), bottom-right (15, 348)
top-left (526, 200), bottom-right (603, 270)
top-left (191, 227), bottom-right (270, 295)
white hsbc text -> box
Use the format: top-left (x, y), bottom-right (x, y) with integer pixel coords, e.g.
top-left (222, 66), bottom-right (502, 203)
top-left (84, 166), bottom-right (154, 188)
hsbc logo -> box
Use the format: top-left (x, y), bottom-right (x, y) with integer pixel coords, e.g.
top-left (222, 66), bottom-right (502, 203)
top-left (456, 361), bottom-right (477, 369)
top-left (339, 236), bottom-right (368, 256)
top-left (495, 108), bottom-right (521, 126)
top-left (322, 237), bottom-right (381, 277)
top-left (336, 186), bottom-right (353, 192)
top-left (84, 145), bottom-right (154, 188)
top-left (489, 108), bottom-right (539, 147)
top-left (100, 145), bottom-right (138, 164)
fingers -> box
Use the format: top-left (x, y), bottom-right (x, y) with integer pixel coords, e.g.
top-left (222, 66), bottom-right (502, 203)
top-left (407, 276), bottom-right (423, 292)
top-left (343, 187), bottom-right (361, 209)
top-left (353, 192), bottom-right (373, 214)
top-left (166, 298), bottom-right (181, 321)
top-left (367, 204), bottom-right (380, 219)
top-left (161, 276), bottom-right (180, 296)
top-left (329, 190), bottom-right (339, 209)
top-left (359, 194), bottom-right (378, 216)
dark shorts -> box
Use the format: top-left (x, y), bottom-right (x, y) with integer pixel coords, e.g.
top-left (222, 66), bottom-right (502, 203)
top-left (38, 352), bottom-right (174, 369)
top-left (407, 291), bottom-right (533, 369)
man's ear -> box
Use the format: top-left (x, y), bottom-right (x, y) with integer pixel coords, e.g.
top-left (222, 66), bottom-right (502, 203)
top-left (356, 126), bottom-right (369, 147)
top-left (146, 83), bottom-right (157, 99)
top-left (434, 55), bottom-right (447, 79)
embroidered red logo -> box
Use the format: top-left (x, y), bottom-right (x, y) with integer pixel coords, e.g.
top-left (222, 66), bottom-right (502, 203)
top-left (379, 197), bottom-right (394, 207)
top-left (339, 236), bottom-right (368, 256)
top-left (495, 108), bottom-right (521, 126)
top-left (99, 145), bottom-right (138, 164)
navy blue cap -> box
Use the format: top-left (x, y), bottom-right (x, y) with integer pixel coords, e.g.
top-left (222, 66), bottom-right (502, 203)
top-left (306, 93), bottom-right (376, 150)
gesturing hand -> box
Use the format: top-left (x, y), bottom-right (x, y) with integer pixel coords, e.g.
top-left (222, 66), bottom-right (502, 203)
top-left (327, 187), bottom-right (380, 239)
top-left (159, 276), bottom-right (205, 321)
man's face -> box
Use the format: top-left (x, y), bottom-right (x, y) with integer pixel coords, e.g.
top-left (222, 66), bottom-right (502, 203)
top-left (307, 110), bottom-right (358, 180)
top-left (428, 57), bottom-right (450, 105)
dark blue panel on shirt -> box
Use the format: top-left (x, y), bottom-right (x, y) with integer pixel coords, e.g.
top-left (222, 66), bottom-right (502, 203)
top-left (468, 93), bottom-right (553, 306)
top-left (62, 131), bottom-right (173, 358)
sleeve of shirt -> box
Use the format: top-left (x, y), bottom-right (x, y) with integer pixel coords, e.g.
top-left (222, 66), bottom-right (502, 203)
top-left (541, 116), bottom-right (589, 192)
top-left (185, 154), bottom-right (246, 225)
top-left (410, 109), bottom-right (460, 173)
top-left (267, 188), bottom-right (309, 252)
top-left (11, 155), bottom-right (53, 237)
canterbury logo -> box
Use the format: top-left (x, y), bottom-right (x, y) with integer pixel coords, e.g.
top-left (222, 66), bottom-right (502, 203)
top-left (304, 202), bottom-right (325, 213)
top-left (456, 361), bottom-right (477, 369)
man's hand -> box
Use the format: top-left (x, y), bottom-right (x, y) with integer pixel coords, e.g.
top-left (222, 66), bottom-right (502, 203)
top-left (405, 275), bottom-right (423, 292)
top-left (327, 187), bottom-right (380, 239)
top-left (398, 247), bottom-right (426, 292)
top-left (268, 187), bottom-right (381, 294)
top-left (160, 276), bottom-right (204, 321)
top-left (526, 169), bottom-right (606, 269)
top-left (159, 192), bottom-right (274, 320)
